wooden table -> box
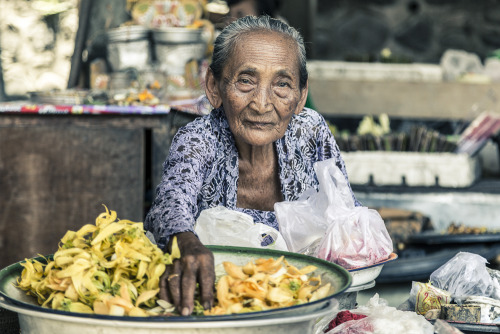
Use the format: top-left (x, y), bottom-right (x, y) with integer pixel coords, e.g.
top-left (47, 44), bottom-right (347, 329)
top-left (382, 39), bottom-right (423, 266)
top-left (0, 105), bottom-right (199, 268)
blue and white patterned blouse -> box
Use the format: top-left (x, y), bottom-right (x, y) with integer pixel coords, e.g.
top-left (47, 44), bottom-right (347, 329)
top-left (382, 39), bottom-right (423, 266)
top-left (144, 106), bottom-right (360, 250)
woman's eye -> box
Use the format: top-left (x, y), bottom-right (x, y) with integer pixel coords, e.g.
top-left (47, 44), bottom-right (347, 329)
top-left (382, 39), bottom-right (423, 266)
top-left (277, 81), bottom-right (291, 88)
top-left (238, 78), bottom-right (251, 84)
top-left (235, 77), bottom-right (254, 92)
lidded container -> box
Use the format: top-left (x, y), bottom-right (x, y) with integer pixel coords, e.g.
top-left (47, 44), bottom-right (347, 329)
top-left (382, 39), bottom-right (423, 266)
top-left (107, 25), bottom-right (152, 72)
top-left (152, 27), bottom-right (207, 100)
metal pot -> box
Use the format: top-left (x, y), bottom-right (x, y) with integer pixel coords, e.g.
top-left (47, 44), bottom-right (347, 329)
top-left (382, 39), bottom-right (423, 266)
top-left (107, 26), bottom-right (152, 72)
top-left (152, 27), bottom-right (206, 74)
top-left (154, 42), bottom-right (206, 74)
top-left (107, 25), bottom-right (150, 43)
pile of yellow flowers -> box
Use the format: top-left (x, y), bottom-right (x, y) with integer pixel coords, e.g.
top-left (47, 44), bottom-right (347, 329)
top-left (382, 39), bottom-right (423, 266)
top-left (206, 257), bottom-right (332, 315)
top-left (17, 206), bottom-right (180, 316)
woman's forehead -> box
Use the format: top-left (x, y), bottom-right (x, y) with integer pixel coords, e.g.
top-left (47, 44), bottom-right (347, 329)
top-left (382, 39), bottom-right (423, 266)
top-left (225, 31), bottom-right (299, 74)
top-left (234, 30), bottom-right (295, 50)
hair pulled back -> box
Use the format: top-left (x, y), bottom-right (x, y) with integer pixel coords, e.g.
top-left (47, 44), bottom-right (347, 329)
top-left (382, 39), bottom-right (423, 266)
top-left (210, 15), bottom-right (308, 90)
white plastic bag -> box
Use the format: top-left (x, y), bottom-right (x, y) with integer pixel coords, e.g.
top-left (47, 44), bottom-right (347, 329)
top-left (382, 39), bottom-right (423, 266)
top-left (194, 206), bottom-right (289, 251)
top-left (275, 158), bottom-right (393, 268)
top-left (274, 158), bottom-right (356, 254)
top-left (273, 194), bottom-right (328, 254)
top-left (430, 252), bottom-right (495, 304)
top-left (328, 294), bottom-right (434, 334)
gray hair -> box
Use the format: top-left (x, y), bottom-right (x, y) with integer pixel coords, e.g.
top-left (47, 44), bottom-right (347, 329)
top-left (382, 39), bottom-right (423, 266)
top-left (210, 15), bottom-right (308, 90)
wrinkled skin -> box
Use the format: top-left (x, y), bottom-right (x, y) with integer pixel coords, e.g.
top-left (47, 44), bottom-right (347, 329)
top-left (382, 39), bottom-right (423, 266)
top-left (160, 231), bottom-right (215, 316)
top-left (161, 30), bottom-right (308, 316)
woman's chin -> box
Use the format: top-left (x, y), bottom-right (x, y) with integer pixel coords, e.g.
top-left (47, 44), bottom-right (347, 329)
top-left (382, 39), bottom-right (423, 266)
top-left (241, 132), bottom-right (281, 147)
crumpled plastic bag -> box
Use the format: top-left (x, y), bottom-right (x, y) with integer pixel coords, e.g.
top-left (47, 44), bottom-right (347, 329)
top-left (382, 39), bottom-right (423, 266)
top-left (430, 252), bottom-right (495, 304)
top-left (326, 294), bottom-right (434, 334)
top-left (315, 205), bottom-right (393, 269)
top-left (194, 206), bottom-right (288, 251)
top-left (275, 158), bottom-right (393, 269)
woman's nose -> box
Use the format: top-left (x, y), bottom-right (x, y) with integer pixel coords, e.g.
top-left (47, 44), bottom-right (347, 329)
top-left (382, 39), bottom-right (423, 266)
top-left (253, 87), bottom-right (273, 113)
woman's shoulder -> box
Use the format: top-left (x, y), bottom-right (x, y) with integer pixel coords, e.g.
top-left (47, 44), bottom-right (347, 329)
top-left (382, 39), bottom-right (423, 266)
top-left (176, 110), bottom-right (221, 138)
top-left (290, 108), bottom-right (328, 133)
top-left (178, 113), bottom-right (211, 132)
top-left (293, 107), bottom-right (327, 124)
top-left (171, 109), bottom-right (229, 155)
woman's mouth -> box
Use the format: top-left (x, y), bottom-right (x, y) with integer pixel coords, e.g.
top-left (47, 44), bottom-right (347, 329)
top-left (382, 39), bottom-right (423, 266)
top-left (245, 119), bottom-right (273, 127)
top-left (246, 121), bottom-right (273, 129)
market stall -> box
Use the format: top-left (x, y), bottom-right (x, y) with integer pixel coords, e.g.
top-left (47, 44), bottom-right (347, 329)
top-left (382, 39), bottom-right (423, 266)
top-left (2, 1), bottom-right (500, 334)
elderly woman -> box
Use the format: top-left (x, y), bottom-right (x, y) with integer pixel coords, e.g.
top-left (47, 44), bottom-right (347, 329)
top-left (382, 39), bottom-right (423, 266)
top-left (144, 15), bottom-right (359, 316)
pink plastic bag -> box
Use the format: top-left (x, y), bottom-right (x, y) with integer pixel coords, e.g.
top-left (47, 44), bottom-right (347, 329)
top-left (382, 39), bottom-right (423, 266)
top-left (275, 158), bottom-right (392, 269)
top-left (275, 158), bottom-right (350, 254)
top-left (326, 294), bottom-right (434, 334)
top-left (314, 160), bottom-right (393, 269)
top-left (316, 205), bottom-right (393, 269)
top-left (274, 159), bottom-right (393, 269)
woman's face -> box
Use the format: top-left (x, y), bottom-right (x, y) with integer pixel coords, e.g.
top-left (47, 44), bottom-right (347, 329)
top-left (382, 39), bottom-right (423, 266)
top-left (207, 31), bottom-right (308, 147)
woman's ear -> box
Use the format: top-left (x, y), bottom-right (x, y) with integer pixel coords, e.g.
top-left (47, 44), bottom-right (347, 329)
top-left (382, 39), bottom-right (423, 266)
top-left (295, 80), bottom-right (309, 115)
top-left (205, 68), bottom-right (222, 108)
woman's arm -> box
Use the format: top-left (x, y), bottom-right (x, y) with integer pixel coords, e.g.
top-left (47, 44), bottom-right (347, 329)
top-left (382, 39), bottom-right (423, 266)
top-left (145, 124), bottom-right (214, 249)
top-left (144, 121), bottom-right (217, 315)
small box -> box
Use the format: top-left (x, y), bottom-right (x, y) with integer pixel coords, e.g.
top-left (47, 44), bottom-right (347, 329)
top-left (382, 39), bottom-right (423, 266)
top-left (440, 304), bottom-right (481, 323)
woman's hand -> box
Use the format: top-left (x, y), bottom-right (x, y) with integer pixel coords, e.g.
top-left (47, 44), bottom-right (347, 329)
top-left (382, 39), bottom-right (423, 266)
top-left (160, 231), bottom-right (215, 316)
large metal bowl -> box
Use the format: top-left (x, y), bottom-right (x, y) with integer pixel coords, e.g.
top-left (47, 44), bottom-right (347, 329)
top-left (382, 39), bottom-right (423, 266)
top-left (0, 246), bottom-right (351, 334)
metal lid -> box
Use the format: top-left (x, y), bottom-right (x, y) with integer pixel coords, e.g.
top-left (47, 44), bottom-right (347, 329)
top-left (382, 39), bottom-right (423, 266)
top-left (152, 27), bottom-right (203, 44)
top-left (107, 25), bottom-right (150, 43)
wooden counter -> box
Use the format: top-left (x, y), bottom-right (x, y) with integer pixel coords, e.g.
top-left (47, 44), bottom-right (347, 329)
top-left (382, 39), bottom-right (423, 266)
top-left (0, 109), bottom-right (198, 268)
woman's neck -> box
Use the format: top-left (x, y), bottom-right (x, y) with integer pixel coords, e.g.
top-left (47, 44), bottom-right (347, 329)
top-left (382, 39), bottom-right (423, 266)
top-left (235, 140), bottom-right (282, 211)
top-left (235, 139), bottom-right (275, 166)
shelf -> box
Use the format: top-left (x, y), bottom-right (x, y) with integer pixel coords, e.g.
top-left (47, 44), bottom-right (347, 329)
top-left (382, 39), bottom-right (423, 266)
top-left (309, 74), bottom-right (500, 121)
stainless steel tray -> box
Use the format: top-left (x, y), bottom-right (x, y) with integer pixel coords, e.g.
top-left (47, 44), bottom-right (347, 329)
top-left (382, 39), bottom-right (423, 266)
top-left (0, 246), bottom-right (351, 334)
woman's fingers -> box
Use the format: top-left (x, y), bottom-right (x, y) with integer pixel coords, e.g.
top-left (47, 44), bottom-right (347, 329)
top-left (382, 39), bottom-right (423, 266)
top-left (198, 253), bottom-right (215, 310)
top-left (167, 259), bottom-right (182, 309)
top-left (178, 252), bottom-right (212, 315)
top-left (159, 270), bottom-right (170, 302)
top-left (180, 259), bottom-right (197, 316)
top-left (160, 231), bottom-right (215, 316)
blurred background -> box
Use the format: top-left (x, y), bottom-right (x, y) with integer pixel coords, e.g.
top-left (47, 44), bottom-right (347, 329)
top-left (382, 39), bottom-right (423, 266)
top-left (1, 0), bottom-right (500, 312)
